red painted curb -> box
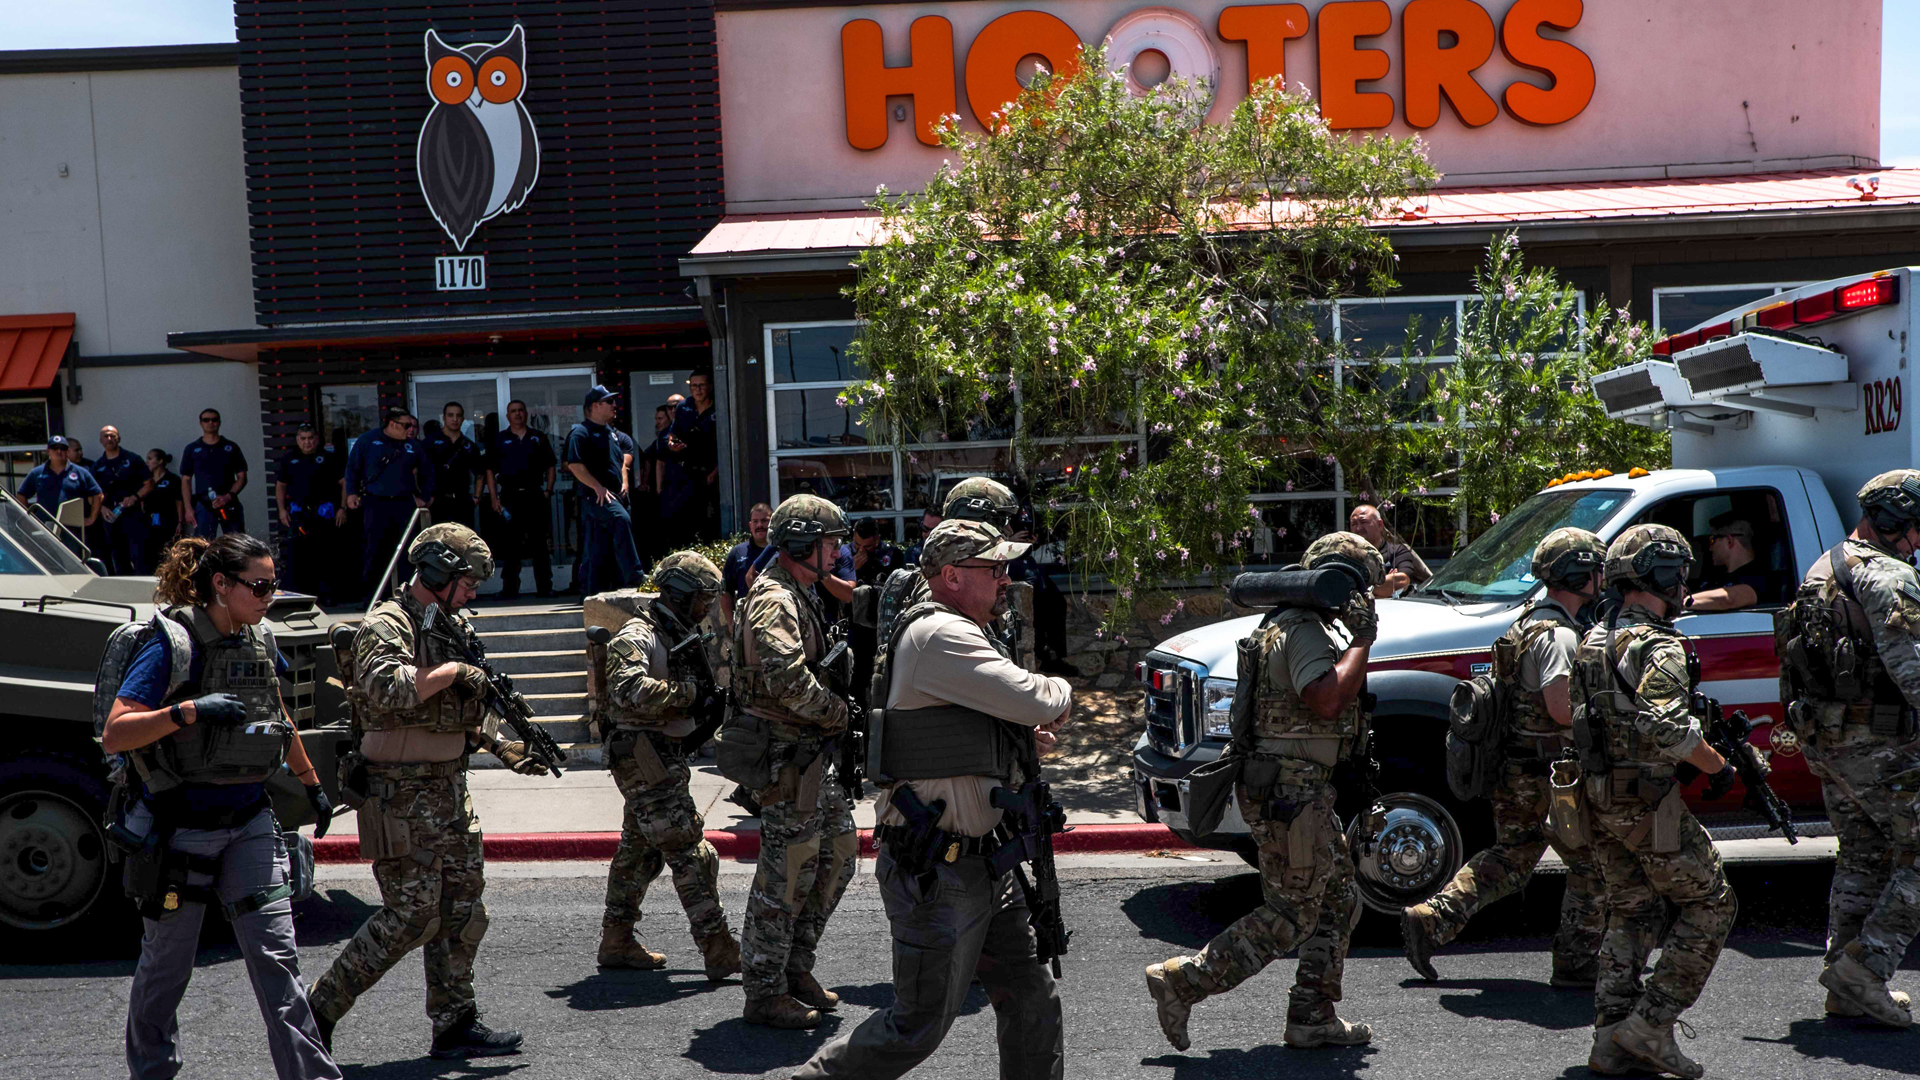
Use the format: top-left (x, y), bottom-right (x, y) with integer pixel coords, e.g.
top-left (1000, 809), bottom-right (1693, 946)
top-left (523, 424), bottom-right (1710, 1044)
top-left (312, 822), bottom-right (1194, 864)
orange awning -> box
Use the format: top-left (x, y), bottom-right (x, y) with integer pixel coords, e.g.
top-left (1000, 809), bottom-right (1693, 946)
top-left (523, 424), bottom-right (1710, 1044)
top-left (0, 313), bottom-right (74, 392)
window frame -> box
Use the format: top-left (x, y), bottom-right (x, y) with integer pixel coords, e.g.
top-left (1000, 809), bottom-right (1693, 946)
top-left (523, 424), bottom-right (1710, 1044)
top-left (1651, 282), bottom-right (1814, 336)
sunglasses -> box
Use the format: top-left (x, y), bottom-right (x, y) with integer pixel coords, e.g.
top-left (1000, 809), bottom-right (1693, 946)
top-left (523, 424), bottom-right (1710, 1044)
top-left (953, 560), bottom-right (1011, 579)
top-left (225, 576), bottom-right (276, 599)
top-left (200, 417), bottom-right (221, 425)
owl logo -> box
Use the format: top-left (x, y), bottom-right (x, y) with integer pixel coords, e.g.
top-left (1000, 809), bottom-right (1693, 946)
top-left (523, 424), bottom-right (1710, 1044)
top-left (416, 24), bottom-right (540, 252)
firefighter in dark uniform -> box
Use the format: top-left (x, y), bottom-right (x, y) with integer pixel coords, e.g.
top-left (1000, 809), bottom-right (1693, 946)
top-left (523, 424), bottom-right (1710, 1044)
top-left (427, 402), bottom-right (486, 528)
top-left (276, 424), bottom-right (345, 602)
top-left (484, 399), bottom-right (557, 599)
top-left (346, 407), bottom-right (433, 600)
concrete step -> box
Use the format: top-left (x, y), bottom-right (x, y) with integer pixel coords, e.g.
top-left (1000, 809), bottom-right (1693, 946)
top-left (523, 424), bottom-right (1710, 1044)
top-left (509, 670), bottom-right (587, 694)
top-left (466, 604), bottom-right (584, 634)
top-left (475, 627), bottom-right (588, 655)
top-left (525, 691), bottom-right (589, 717)
top-left (470, 736), bottom-right (607, 769)
top-left (489, 650), bottom-right (582, 676)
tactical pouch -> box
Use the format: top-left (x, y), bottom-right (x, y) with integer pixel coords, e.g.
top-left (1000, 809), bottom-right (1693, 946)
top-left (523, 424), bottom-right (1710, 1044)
top-left (795, 753), bottom-right (826, 813)
top-left (120, 831), bottom-right (168, 906)
top-left (714, 707), bottom-right (773, 790)
top-left (1240, 755), bottom-right (1280, 804)
top-left (1284, 808), bottom-right (1321, 875)
top-left (283, 831), bottom-right (316, 903)
top-left (1548, 760), bottom-right (1591, 851)
top-left (1650, 784), bottom-right (1685, 854)
top-left (336, 750), bottom-right (369, 811)
top-left (357, 802), bottom-right (412, 861)
top-left (626, 731), bottom-right (672, 786)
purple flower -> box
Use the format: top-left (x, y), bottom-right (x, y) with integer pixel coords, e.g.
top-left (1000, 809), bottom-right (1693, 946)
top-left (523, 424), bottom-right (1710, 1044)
top-left (1490, 512), bottom-right (1502, 523)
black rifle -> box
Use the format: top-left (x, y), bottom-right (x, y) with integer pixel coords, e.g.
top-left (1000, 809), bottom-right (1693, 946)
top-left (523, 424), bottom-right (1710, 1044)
top-left (814, 621), bottom-right (866, 800)
top-left (667, 625), bottom-right (730, 752)
top-left (426, 603), bottom-right (567, 776)
top-left (989, 730), bottom-right (1072, 977)
top-left (1693, 693), bottom-right (1796, 844)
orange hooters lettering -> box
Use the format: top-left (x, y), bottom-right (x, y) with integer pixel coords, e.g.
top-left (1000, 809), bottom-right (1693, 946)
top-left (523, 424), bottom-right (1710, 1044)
top-left (1316, 1), bottom-right (1393, 130)
top-left (1217, 4), bottom-right (1308, 93)
top-left (842, 17), bottom-right (957, 149)
top-left (1402, 0), bottom-right (1498, 128)
top-left (1500, 0), bottom-right (1596, 126)
top-left (964, 10), bottom-right (1083, 125)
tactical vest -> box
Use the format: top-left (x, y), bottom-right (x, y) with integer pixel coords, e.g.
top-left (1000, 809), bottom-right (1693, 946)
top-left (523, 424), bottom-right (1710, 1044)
top-left (139, 606), bottom-right (291, 789)
top-left (868, 601), bottom-right (1025, 783)
top-left (607, 605), bottom-right (692, 732)
top-left (732, 568), bottom-right (828, 739)
top-left (1782, 541), bottom-right (1905, 711)
top-left (1248, 606), bottom-right (1361, 764)
top-left (353, 598), bottom-right (483, 734)
top-left (1494, 601), bottom-right (1578, 754)
top-left (1572, 617), bottom-right (1674, 769)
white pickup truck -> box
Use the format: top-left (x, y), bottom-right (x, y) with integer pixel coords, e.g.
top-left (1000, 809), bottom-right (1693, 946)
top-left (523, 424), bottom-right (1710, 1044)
top-left (1131, 267), bottom-right (1915, 913)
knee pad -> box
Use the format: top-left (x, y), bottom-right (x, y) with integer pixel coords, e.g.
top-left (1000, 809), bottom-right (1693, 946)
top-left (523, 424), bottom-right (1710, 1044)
top-left (694, 840), bottom-right (719, 881)
top-left (456, 902), bottom-right (490, 946)
top-left (399, 915), bottom-right (442, 952)
top-left (781, 841), bottom-right (817, 907)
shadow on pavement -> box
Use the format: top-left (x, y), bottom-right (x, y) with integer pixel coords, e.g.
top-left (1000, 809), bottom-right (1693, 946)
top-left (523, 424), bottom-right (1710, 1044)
top-left (1141, 1043), bottom-right (1377, 1078)
top-left (683, 1014), bottom-right (846, 1075)
top-left (547, 969), bottom-right (730, 1012)
top-left (1426, 977), bottom-right (1591, 1030)
top-left (292, 888), bottom-right (385, 947)
top-left (340, 1059), bottom-right (528, 1080)
top-left (1120, 874), bottom-right (1264, 950)
top-left (828, 978), bottom-right (987, 1017)
top-left (1745, 1018), bottom-right (1920, 1075)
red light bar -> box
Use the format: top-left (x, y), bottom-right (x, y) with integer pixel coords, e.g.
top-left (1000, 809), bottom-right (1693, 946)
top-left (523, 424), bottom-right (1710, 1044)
top-left (1794, 289), bottom-right (1837, 324)
top-left (1754, 302), bottom-right (1796, 329)
top-left (1838, 276), bottom-right (1899, 310)
top-left (1696, 321), bottom-right (1732, 343)
top-left (1667, 330), bottom-right (1701, 353)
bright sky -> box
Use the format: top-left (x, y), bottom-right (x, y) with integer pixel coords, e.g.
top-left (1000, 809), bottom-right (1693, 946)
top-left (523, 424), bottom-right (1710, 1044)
top-left (7, 1), bottom-right (1920, 166)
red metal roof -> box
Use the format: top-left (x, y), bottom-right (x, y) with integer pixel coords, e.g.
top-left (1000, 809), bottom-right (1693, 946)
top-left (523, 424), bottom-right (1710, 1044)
top-left (0, 313), bottom-right (73, 392)
top-left (688, 168), bottom-right (1920, 261)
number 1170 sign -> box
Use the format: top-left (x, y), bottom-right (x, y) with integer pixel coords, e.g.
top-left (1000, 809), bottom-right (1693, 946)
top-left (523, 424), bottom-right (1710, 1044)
top-left (435, 255), bottom-right (486, 291)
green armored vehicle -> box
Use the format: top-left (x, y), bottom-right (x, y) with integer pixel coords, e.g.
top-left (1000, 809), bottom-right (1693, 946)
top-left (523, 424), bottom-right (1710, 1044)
top-left (0, 498), bottom-right (348, 945)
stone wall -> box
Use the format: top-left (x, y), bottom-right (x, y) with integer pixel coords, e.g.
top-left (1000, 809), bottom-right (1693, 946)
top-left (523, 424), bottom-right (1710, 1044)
top-left (1058, 585), bottom-right (1255, 688)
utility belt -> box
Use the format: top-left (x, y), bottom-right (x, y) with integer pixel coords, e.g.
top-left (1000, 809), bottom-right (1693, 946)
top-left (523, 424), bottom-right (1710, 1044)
top-left (881, 782), bottom-right (1035, 882)
top-left (107, 806), bottom-right (292, 921)
top-left (876, 823), bottom-right (1001, 863)
top-left (363, 758), bottom-right (466, 780)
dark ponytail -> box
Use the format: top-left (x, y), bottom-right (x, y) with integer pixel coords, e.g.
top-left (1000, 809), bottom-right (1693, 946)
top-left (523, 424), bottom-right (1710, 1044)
top-left (154, 533), bottom-right (273, 608)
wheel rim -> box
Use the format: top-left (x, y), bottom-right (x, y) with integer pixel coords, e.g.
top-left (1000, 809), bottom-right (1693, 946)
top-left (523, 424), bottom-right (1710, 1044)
top-left (1347, 792), bottom-right (1465, 915)
top-left (0, 789), bottom-right (110, 931)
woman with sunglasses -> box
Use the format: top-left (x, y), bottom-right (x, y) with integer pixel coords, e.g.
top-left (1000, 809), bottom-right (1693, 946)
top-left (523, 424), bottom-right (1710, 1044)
top-left (103, 533), bottom-right (340, 1080)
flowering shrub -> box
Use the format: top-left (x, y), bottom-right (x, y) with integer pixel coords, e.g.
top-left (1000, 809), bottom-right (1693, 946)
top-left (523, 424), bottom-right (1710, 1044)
top-left (844, 47), bottom-right (1434, 624)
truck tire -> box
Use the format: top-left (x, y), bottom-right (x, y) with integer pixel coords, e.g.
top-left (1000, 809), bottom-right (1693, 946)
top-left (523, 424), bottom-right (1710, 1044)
top-left (1345, 715), bottom-right (1490, 916)
top-left (0, 754), bottom-right (128, 951)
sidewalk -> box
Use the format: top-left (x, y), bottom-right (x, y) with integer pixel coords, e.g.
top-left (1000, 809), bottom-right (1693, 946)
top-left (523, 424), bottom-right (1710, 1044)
top-left (310, 754), bottom-right (1180, 863)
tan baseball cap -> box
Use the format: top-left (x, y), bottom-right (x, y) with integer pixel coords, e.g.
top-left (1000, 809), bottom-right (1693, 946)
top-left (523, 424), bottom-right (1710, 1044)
top-left (919, 519), bottom-right (1030, 573)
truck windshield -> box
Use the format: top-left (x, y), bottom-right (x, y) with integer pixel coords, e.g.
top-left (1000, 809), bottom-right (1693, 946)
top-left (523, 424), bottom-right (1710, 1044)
top-left (1421, 488), bottom-right (1632, 601)
top-left (0, 497), bottom-right (93, 576)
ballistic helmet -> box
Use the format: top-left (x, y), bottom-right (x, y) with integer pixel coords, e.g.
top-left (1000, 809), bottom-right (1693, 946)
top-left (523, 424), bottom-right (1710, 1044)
top-left (654, 551), bottom-right (722, 605)
top-left (1303, 531), bottom-right (1385, 593)
top-left (1605, 524), bottom-right (1691, 601)
top-left (768, 494), bottom-right (850, 558)
top-left (1858, 470), bottom-right (1920, 537)
top-left (410, 523), bottom-right (494, 586)
top-left (1532, 527), bottom-right (1607, 591)
top-left (942, 477), bottom-right (1018, 534)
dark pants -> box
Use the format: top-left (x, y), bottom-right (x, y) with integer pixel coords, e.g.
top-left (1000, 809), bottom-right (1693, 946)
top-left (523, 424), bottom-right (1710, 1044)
top-left (105, 511), bottom-right (148, 575)
top-left (580, 496), bottom-right (643, 596)
top-left (495, 487), bottom-right (551, 596)
top-left (193, 498), bottom-right (245, 540)
top-left (794, 848), bottom-right (1064, 1080)
top-left (360, 495), bottom-right (417, 599)
top-left (431, 494), bottom-right (475, 529)
top-left (282, 519), bottom-right (332, 602)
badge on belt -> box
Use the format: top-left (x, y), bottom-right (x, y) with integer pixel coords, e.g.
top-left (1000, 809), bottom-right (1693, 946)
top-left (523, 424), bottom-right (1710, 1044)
top-left (944, 841), bottom-right (960, 864)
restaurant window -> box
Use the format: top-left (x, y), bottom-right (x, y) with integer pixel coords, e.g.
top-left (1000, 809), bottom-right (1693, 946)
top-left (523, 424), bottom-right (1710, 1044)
top-left (1651, 283), bottom-right (1811, 336)
top-left (316, 384), bottom-right (381, 453)
top-left (0, 397), bottom-right (50, 498)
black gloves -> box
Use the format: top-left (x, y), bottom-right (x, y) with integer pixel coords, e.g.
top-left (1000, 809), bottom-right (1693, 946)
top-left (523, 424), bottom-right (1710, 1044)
top-left (1704, 764), bottom-right (1740, 801)
top-left (190, 693), bottom-right (248, 728)
top-left (305, 784), bottom-right (333, 839)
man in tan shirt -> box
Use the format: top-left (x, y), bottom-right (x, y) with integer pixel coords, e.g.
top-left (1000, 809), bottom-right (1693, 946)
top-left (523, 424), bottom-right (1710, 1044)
top-left (795, 519), bottom-right (1070, 1080)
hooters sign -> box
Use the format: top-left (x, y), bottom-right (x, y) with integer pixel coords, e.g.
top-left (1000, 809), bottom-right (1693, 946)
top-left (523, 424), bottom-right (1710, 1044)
top-left (842, 0), bottom-right (1593, 150)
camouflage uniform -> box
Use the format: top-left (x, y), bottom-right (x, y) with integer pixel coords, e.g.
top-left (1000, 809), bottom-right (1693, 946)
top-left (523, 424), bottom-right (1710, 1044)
top-left (734, 559), bottom-right (859, 1011)
top-left (1785, 472), bottom-right (1920, 1020)
top-left (601, 601), bottom-right (729, 949)
top-left (1150, 533), bottom-right (1382, 1049)
top-left (308, 588), bottom-right (492, 1037)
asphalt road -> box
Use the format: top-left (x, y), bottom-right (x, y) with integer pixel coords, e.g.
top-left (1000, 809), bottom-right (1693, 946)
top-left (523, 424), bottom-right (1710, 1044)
top-left (6, 853), bottom-right (1916, 1080)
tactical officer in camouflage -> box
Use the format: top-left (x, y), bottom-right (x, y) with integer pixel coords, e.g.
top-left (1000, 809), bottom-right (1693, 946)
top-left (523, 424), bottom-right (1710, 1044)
top-left (308, 524), bottom-right (551, 1061)
top-left (1403, 527), bottom-right (1608, 986)
top-left (1785, 470), bottom-right (1920, 1027)
top-left (1146, 531), bottom-right (1384, 1053)
top-left (733, 494), bottom-right (861, 1029)
top-left (1571, 524), bottom-right (1736, 1079)
top-left (596, 550), bottom-right (741, 981)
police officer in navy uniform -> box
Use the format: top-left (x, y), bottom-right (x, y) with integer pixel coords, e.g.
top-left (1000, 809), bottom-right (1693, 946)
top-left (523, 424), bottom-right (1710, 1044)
top-left (182, 408), bottom-right (250, 539)
top-left (346, 407), bottom-right (433, 600)
top-left (276, 423), bottom-right (345, 602)
top-left (427, 402), bottom-right (486, 529)
top-left (564, 385), bottom-right (644, 596)
top-left (484, 399), bottom-right (556, 599)
top-left (92, 424), bottom-right (148, 574)
top-left (16, 434), bottom-right (102, 525)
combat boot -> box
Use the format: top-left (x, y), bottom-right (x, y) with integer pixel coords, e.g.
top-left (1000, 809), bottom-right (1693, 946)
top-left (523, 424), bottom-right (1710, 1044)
top-left (1400, 904), bottom-right (1440, 981)
top-left (1826, 986), bottom-right (1912, 1018)
top-left (597, 923), bottom-right (667, 970)
top-left (1587, 1020), bottom-right (1642, 1076)
top-left (1610, 1014), bottom-right (1702, 1079)
top-left (697, 930), bottom-right (742, 984)
top-left (1283, 1015), bottom-right (1373, 1049)
top-left (789, 971), bottom-right (840, 1011)
top-left (1144, 962), bottom-right (1193, 1051)
top-left (744, 994), bottom-right (821, 1029)
top-left (429, 1014), bottom-right (524, 1059)
top-left (1820, 952), bottom-right (1913, 1028)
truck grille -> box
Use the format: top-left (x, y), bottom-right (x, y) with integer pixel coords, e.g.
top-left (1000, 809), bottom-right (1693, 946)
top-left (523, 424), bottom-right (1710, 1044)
top-left (1141, 653), bottom-right (1202, 756)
